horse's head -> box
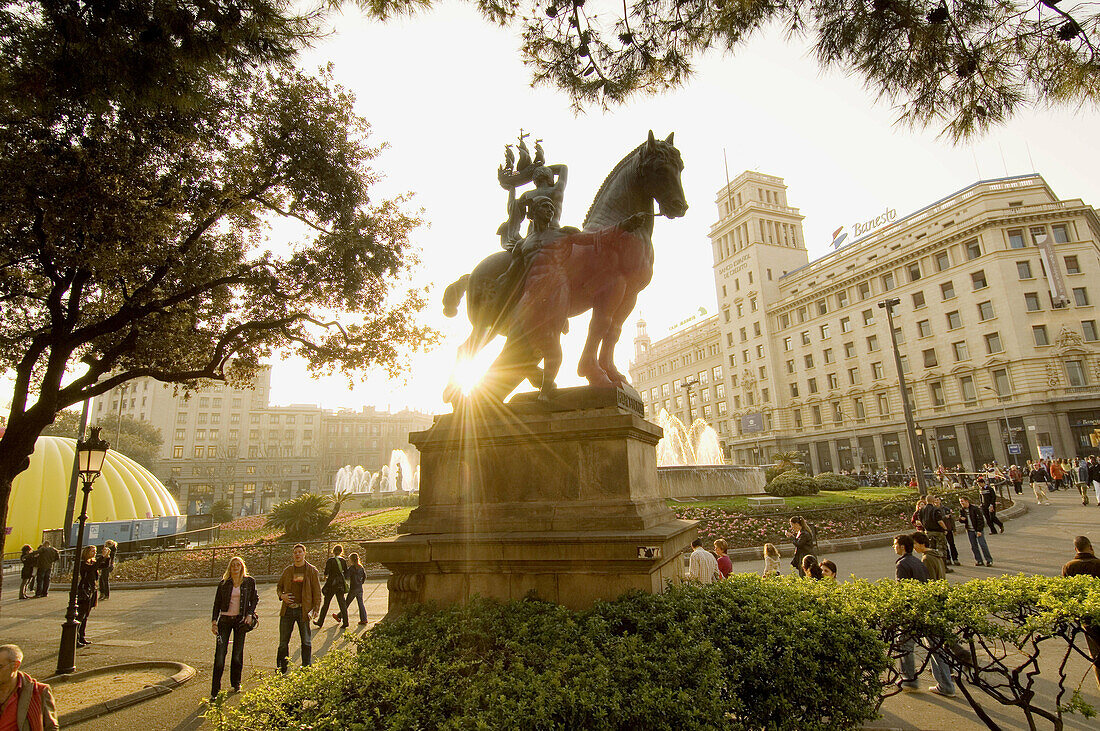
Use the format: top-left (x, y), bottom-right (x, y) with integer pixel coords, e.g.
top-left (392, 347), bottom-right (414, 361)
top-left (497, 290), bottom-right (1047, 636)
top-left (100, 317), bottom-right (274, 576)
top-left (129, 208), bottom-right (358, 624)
top-left (638, 131), bottom-right (688, 219)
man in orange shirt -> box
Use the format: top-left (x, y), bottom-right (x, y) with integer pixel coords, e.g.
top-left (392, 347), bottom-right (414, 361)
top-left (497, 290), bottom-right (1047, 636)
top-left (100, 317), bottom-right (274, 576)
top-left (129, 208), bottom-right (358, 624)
top-left (0, 645), bottom-right (58, 731)
top-left (275, 544), bottom-right (321, 673)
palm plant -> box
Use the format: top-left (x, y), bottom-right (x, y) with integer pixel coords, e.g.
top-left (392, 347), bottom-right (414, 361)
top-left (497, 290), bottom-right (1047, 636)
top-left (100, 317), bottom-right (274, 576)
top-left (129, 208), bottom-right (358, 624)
top-left (265, 492), bottom-right (350, 540)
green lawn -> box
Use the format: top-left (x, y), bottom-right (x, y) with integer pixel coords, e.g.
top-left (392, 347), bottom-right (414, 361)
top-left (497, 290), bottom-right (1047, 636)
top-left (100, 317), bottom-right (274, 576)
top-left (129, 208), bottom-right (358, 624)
top-left (673, 486), bottom-right (918, 513)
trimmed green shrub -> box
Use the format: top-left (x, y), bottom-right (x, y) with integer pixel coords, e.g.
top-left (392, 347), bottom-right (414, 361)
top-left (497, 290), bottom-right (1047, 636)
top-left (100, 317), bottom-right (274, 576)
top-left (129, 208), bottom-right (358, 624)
top-left (765, 470), bottom-right (819, 497)
top-left (764, 463), bottom-right (796, 485)
top-left (814, 472), bottom-right (858, 491)
top-left (208, 576), bottom-right (889, 730)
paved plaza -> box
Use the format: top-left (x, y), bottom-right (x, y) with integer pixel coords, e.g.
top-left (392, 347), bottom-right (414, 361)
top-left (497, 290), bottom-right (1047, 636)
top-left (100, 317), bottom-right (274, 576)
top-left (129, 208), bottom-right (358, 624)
top-left (2, 489), bottom-right (1098, 730)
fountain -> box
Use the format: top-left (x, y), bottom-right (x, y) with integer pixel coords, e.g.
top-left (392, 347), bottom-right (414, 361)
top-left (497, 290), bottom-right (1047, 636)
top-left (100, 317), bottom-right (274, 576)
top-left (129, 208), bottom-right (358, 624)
top-left (652, 409), bottom-right (764, 498)
top-left (333, 449), bottom-right (419, 497)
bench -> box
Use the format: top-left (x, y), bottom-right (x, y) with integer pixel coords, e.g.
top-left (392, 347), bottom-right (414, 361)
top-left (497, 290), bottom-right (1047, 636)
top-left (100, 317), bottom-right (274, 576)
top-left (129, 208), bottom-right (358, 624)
top-left (747, 496), bottom-right (785, 507)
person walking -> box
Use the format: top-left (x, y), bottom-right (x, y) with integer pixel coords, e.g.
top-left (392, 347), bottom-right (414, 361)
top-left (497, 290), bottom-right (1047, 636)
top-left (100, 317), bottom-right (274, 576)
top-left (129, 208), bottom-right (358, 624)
top-left (761, 544), bottom-right (781, 577)
top-left (790, 517), bottom-right (814, 577)
top-left (275, 544), bottom-right (321, 673)
top-left (916, 497), bottom-right (954, 572)
top-left (911, 532), bottom-right (947, 580)
top-left (33, 541), bottom-right (59, 597)
top-left (316, 545), bottom-right (349, 629)
top-left (18, 545), bottom-right (37, 600)
top-left (344, 553), bottom-right (369, 625)
top-left (933, 496), bottom-right (961, 565)
top-left (1008, 463), bottom-right (1023, 495)
top-left (97, 540), bottom-right (116, 600)
top-left (0, 644), bottom-right (59, 730)
top-left (958, 496), bottom-right (993, 566)
top-left (713, 539), bottom-right (733, 579)
top-left (892, 534), bottom-right (956, 696)
top-left (210, 557), bottom-right (258, 698)
top-left (1088, 455), bottom-right (1100, 507)
top-left (978, 478), bottom-right (1004, 534)
top-left (1075, 457), bottom-right (1090, 506)
top-left (687, 538), bottom-right (720, 583)
top-left (1028, 460), bottom-right (1052, 505)
top-left (1061, 535), bottom-right (1100, 691)
top-left (75, 545), bottom-right (100, 647)
top-left (1049, 458), bottom-right (1065, 491)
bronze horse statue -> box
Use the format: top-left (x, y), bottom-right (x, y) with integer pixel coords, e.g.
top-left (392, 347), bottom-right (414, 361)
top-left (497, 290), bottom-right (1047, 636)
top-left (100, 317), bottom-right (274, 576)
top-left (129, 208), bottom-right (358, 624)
top-left (442, 131), bottom-right (687, 405)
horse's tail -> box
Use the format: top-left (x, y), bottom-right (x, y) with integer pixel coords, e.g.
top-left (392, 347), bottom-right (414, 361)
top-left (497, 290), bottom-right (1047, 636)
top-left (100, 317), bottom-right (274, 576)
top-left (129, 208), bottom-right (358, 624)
top-left (442, 274), bottom-right (471, 318)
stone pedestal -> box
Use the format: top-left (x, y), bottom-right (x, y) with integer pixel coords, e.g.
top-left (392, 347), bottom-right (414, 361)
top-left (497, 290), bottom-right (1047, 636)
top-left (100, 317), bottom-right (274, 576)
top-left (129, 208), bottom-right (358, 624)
top-left (359, 386), bottom-right (696, 615)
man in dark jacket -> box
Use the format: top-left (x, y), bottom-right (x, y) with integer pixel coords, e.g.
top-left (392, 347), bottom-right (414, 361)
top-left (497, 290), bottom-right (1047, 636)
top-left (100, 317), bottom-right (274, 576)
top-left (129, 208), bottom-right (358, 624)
top-left (958, 496), bottom-right (992, 566)
top-left (892, 534), bottom-right (955, 695)
top-left (1062, 535), bottom-right (1100, 690)
top-left (34, 542), bottom-right (60, 597)
top-left (917, 499), bottom-right (954, 572)
top-left (315, 545), bottom-right (349, 629)
top-left (1088, 456), bottom-right (1100, 507)
top-left (978, 478), bottom-right (1004, 534)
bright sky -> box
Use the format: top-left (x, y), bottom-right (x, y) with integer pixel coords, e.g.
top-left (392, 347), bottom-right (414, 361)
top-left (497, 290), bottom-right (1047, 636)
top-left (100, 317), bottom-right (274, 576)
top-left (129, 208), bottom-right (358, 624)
top-left (7, 5), bottom-right (1100, 417)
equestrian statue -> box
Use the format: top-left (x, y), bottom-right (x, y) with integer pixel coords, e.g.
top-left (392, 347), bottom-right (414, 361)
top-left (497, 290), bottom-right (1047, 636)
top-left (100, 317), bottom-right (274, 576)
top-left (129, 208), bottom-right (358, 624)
top-left (442, 130), bottom-right (687, 405)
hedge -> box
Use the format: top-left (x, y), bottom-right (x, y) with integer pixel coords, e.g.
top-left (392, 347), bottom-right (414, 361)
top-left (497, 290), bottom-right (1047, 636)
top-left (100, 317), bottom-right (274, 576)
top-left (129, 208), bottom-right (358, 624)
top-left (764, 470), bottom-right (818, 497)
top-left (814, 472), bottom-right (859, 491)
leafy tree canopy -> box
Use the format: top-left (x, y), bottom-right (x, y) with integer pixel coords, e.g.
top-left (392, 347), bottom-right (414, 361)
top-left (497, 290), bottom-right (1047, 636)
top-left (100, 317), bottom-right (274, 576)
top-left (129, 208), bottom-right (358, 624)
top-left (0, 1), bottom-right (437, 583)
top-left (41, 409), bottom-right (164, 467)
top-left (357, 0), bottom-right (1100, 140)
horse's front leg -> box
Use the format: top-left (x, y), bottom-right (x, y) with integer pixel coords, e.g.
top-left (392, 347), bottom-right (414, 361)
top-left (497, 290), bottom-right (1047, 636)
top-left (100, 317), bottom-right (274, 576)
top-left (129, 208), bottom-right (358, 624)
top-left (578, 285), bottom-right (625, 388)
top-left (597, 292), bottom-right (637, 385)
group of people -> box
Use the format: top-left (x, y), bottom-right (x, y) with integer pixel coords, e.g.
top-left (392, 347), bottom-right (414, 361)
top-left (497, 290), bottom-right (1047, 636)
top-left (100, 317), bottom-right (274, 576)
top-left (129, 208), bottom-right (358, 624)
top-left (207, 543), bottom-right (369, 699)
top-left (685, 517), bottom-right (840, 583)
top-left (910, 486), bottom-right (1001, 568)
top-left (17, 541), bottom-right (60, 600)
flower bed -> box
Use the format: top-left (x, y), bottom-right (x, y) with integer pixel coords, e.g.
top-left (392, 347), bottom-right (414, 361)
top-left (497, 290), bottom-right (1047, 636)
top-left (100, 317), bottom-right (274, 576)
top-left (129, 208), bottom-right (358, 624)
top-left (673, 504), bottom-right (913, 549)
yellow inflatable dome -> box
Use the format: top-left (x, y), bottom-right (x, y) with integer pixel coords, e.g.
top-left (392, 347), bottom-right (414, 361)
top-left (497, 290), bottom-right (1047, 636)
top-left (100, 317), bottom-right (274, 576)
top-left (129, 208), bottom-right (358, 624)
top-left (6, 436), bottom-right (179, 551)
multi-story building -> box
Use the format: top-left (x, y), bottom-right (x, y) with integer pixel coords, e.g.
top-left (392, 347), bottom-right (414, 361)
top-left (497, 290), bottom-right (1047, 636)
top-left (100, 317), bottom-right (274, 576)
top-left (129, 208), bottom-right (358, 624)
top-left (90, 368), bottom-right (433, 515)
top-left (631, 171), bottom-right (1100, 472)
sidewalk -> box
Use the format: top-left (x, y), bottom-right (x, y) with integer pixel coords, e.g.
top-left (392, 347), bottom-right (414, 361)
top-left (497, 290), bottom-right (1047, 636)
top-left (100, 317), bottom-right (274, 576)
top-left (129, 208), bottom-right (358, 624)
top-left (2, 489), bottom-right (1097, 730)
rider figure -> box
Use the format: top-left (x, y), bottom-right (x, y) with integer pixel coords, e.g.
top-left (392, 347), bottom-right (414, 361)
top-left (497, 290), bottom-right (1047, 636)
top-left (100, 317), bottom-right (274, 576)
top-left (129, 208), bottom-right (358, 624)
top-left (500, 164), bottom-right (568, 250)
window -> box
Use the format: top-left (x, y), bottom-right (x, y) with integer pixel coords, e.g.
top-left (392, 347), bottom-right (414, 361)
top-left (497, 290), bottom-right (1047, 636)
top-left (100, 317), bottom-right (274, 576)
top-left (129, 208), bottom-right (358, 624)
top-left (992, 368), bottom-right (1011, 395)
top-left (1052, 224), bottom-right (1070, 243)
top-left (853, 397), bottom-right (866, 419)
top-left (907, 262), bottom-right (921, 282)
top-left (882, 272), bottom-right (896, 291)
top-left (193, 446), bottom-right (204, 458)
top-left (750, 298), bottom-right (757, 312)
top-left (790, 383), bottom-right (799, 397)
top-left (801, 331), bottom-right (811, 345)
top-left (797, 306), bottom-right (806, 322)
top-left (172, 446), bottom-right (183, 458)
top-left (866, 335), bottom-right (879, 352)
top-left (917, 319), bottom-right (932, 338)
top-left (786, 359), bottom-right (795, 374)
top-left (946, 310), bottom-right (962, 329)
top-left (840, 316), bottom-right (852, 333)
top-left (898, 354), bottom-right (910, 373)
top-left (812, 405), bottom-right (823, 426)
top-left (912, 291), bottom-right (925, 309)
top-left (1029, 226), bottom-right (1047, 245)
top-left (832, 403), bottom-right (843, 424)
top-left (844, 341), bottom-right (856, 358)
top-left (827, 373), bottom-right (839, 389)
top-left (737, 303), bottom-right (744, 317)
top-left (195, 429), bottom-right (206, 440)
top-left (1017, 261), bottom-right (1033, 279)
top-left (808, 378), bottom-right (818, 394)
top-left (872, 362), bottom-right (885, 379)
top-left (823, 348), bottom-right (834, 364)
top-left (978, 301), bottom-right (995, 320)
top-left (984, 332), bottom-right (1003, 353)
top-left (878, 393), bottom-right (890, 414)
top-left (1024, 292), bottom-right (1042, 311)
top-left (941, 281), bottom-right (955, 300)
top-left (1008, 229), bottom-right (1025, 249)
top-left (971, 270), bottom-right (987, 289)
top-left (836, 290), bottom-right (849, 308)
top-left (758, 364), bottom-right (767, 379)
top-left (1084, 320), bottom-right (1098, 342)
top-left (740, 327), bottom-right (747, 342)
top-left (934, 251), bottom-right (950, 272)
top-left (207, 446), bottom-right (217, 457)
top-left (197, 413), bottom-right (208, 424)
top-left (783, 337), bottom-right (792, 351)
top-left (966, 240), bottom-right (982, 259)
top-left (176, 412), bottom-right (187, 424)
top-left (804, 354), bottom-right (815, 369)
top-left (199, 397), bottom-right (210, 408)
top-left (858, 282), bottom-right (871, 300)
top-left (930, 381), bottom-right (946, 406)
top-left (713, 365), bottom-right (722, 381)
top-left (1033, 325), bottom-right (1049, 346)
top-left (923, 348), bottom-right (938, 368)
top-left (173, 429), bottom-right (185, 440)
top-left (1073, 287), bottom-right (1090, 306)
top-left (1066, 359), bottom-right (1088, 387)
top-left (893, 326), bottom-right (905, 344)
top-left (1065, 255), bottom-right (1081, 274)
top-left (862, 309), bottom-right (875, 326)
top-left (952, 341), bottom-right (969, 361)
top-left (753, 321), bottom-right (761, 336)
top-left (793, 409), bottom-right (802, 428)
top-left (848, 367), bottom-right (861, 385)
top-left (816, 299), bottom-right (828, 316)
top-left (959, 375), bottom-right (976, 402)
top-left (232, 398), bottom-right (242, 408)
top-left (820, 324), bottom-right (830, 339)
top-left (756, 344), bottom-right (764, 358)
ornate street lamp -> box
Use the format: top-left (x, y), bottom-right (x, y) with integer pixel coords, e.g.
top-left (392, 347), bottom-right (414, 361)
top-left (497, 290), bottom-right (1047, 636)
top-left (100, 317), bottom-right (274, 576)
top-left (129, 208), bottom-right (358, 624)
top-left (57, 427), bottom-right (110, 675)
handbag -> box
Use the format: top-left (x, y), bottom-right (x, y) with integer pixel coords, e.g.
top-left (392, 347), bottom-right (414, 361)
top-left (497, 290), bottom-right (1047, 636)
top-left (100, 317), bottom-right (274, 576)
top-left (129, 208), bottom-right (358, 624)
top-left (240, 613), bottom-right (259, 633)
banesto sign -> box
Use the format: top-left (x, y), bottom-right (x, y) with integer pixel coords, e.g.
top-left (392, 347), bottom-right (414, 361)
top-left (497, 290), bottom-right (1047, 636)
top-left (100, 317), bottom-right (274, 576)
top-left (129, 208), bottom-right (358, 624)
top-left (852, 207), bottom-right (897, 238)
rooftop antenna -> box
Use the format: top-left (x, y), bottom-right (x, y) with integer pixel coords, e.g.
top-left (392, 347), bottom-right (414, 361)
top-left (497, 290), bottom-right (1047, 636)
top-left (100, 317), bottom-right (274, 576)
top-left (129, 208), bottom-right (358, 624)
top-left (722, 148), bottom-right (734, 217)
top-left (971, 147), bottom-right (982, 180)
top-left (1025, 141), bottom-right (1036, 172)
top-left (998, 142), bottom-right (1009, 176)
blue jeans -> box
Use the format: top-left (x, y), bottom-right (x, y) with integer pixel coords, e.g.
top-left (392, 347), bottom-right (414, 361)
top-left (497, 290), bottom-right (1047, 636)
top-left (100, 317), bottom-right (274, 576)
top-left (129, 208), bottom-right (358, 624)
top-left (967, 530), bottom-right (992, 564)
top-left (212, 616), bottom-right (246, 694)
top-left (900, 637), bottom-right (956, 693)
top-left (276, 608), bottom-right (312, 672)
top-left (348, 588), bottom-right (367, 623)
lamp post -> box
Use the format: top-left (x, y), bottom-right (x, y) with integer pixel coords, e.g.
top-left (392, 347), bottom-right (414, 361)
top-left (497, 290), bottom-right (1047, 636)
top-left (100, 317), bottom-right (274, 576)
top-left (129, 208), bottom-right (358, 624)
top-left (681, 378), bottom-right (699, 425)
top-left (57, 427), bottom-right (110, 675)
top-left (879, 297), bottom-right (928, 496)
top-left (983, 385), bottom-right (1016, 463)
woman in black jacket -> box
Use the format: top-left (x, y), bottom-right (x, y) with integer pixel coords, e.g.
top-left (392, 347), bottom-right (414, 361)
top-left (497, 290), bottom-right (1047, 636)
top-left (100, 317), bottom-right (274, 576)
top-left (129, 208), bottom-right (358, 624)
top-left (76, 545), bottom-right (100, 647)
top-left (19, 545), bottom-right (37, 599)
top-left (210, 556), bottom-right (258, 697)
top-left (790, 516), bottom-right (814, 576)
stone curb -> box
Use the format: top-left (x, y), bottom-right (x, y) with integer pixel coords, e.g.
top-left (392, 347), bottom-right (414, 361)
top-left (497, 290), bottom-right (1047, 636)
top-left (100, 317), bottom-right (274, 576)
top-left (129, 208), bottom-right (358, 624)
top-left (110, 569), bottom-right (390, 591)
top-left (724, 501), bottom-right (1029, 563)
top-left (49, 661), bottom-right (195, 727)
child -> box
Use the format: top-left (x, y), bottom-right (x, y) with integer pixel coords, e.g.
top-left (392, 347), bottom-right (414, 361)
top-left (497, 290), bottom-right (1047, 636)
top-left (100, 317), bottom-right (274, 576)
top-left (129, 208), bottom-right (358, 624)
top-left (762, 543), bottom-right (781, 577)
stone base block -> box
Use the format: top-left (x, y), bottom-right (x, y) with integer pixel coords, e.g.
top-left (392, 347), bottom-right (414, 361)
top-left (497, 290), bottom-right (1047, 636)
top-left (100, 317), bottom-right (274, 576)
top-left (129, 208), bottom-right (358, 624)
top-left (362, 519), bottom-right (696, 615)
